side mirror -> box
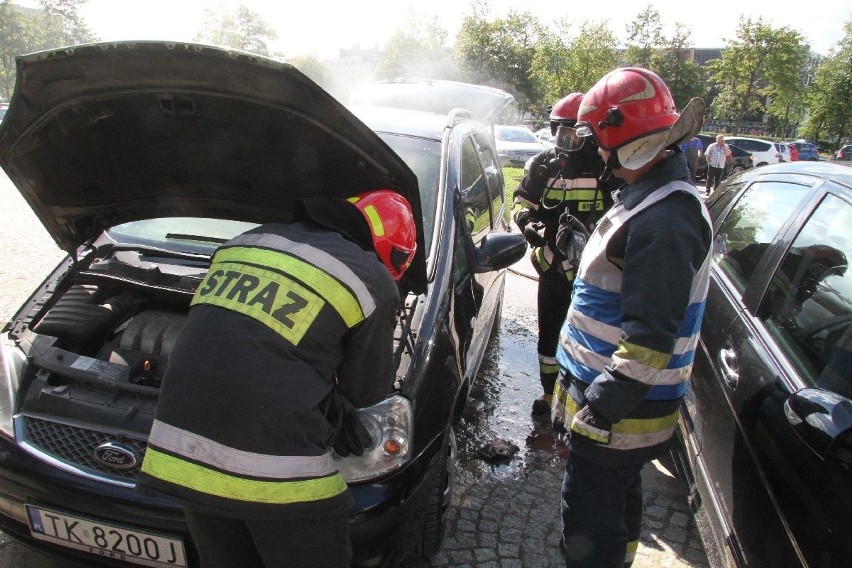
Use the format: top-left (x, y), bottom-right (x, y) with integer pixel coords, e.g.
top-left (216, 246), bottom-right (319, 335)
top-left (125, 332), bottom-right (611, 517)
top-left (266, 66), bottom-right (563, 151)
top-left (784, 388), bottom-right (852, 464)
top-left (473, 233), bottom-right (527, 273)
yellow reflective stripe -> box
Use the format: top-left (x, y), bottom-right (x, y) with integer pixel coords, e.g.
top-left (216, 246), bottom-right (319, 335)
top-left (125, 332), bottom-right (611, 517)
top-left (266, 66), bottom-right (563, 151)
top-left (543, 187), bottom-right (601, 201)
top-left (213, 247), bottom-right (365, 328)
top-left (141, 448), bottom-right (348, 505)
top-left (614, 340), bottom-right (670, 370)
top-left (553, 382), bottom-right (678, 440)
top-left (534, 247), bottom-right (550, 272)
top-left (625, 539), bottom-right (639, 563)
top-left (192, 264), bottom-right (323, 345)
top-left (148, 420), bottom-right (337, 479)
top-left (362, 204), bottom-right (385, 236)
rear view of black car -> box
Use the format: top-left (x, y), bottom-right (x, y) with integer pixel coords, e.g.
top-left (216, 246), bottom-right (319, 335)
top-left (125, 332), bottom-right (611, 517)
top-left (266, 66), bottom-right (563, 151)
top-left (0, 42), bottom-right (526, 567)
top-left (670, 161), bottom-right (852, 567)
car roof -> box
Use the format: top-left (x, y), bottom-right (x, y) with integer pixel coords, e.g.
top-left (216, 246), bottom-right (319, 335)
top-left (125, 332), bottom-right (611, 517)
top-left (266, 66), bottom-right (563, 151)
top-left (732, 160), bottom-right (852, 189)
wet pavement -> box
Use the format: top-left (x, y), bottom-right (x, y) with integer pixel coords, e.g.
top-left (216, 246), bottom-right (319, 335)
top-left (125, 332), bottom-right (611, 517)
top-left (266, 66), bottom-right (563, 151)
top-left (0, 172), bottom-right (710, 567)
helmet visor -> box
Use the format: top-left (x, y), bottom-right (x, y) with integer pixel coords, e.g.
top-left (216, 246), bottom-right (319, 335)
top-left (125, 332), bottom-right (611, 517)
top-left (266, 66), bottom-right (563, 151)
top-left (555, 125), bottom-right (592, 153)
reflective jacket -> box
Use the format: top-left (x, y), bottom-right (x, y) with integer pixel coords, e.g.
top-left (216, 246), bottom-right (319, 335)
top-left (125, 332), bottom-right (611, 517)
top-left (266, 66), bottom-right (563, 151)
top-left (512, 148), bottom-right (613, 279)
top-left (553, 154), bottom-right (712, 465)
top-left (137, 218), bottom-right (399, 519)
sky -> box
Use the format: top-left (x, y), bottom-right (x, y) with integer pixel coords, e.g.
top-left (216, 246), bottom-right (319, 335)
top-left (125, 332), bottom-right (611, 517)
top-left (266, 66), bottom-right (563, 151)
top-left (17, 0), bottom-right (852, 59)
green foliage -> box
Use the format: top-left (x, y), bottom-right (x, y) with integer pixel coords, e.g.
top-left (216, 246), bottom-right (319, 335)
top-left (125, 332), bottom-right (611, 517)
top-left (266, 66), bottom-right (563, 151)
top-left (530, 19), bottom-right (619, 112)
top-left (376, 10), bottom-right (455, 81)
top-left (804, 19), bottom-right (852, 144)
top-left (651, 23), bottom-right (706, 110)
top-left (0, 0), bottom-right (97, 100)
top-left (705, 17), bottom-right (808, 135)
top-left (624, 4), bottom-right (663, 69)
top-left (194, 3), bottom-right (277, 56)
top-left (453, 6), bottom-right (545, 115)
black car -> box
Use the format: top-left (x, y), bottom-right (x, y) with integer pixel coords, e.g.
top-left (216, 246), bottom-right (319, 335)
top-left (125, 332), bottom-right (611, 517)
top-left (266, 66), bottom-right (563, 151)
top-left (696, 141), bottom-right (754, 180)
top-left (0, 42), bottom-right (526, 567)
top-left (669, 161), bottom-right (852, 567)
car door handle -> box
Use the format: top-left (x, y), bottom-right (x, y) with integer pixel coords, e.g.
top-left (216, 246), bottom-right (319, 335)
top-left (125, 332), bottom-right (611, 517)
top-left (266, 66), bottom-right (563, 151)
top-left (718, 347), bottom-right (739, 390)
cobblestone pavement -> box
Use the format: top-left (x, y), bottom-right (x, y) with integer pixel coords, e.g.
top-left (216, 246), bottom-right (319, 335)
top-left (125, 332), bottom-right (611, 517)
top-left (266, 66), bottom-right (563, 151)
top-left (0, 173), bottom-right (711, 567)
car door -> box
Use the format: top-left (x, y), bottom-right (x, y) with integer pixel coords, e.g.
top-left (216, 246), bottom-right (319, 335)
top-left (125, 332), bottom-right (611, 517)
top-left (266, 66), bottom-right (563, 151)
top-left (688, 178), bottom-right (815, 565)
top-left (455, 131), bottom-right (502, 379)
top-left (739, 184), bottom-right (852, 567)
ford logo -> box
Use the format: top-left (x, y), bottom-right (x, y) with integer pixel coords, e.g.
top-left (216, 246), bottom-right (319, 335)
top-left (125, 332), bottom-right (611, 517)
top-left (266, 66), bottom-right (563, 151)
top-left (93, 442), bottom-right (138, 470)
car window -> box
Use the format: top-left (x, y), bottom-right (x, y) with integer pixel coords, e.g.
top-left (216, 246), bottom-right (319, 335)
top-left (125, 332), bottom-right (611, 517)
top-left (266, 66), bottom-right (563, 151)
top-left (714, 181), bottom-right (811, 292)
top-left (495, 126), bottom-right (537, 143)
top-left (460, 136), bottom-right (492, 240)
top-left (758, 192), bottom-right (852, 394)
top-left (473, 130), bottom-right (505, 227)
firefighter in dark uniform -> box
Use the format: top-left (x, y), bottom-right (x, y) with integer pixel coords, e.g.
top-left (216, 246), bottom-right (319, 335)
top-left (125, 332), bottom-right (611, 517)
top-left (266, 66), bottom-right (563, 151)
top-left (136, 190), bottom-right (417, 568)
top-left (512, 93), bottom-right (617, 417)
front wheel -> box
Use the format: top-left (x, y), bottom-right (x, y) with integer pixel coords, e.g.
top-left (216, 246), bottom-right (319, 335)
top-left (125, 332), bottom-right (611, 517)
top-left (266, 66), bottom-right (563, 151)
top-left (420, 427), bottom-right (457, 558)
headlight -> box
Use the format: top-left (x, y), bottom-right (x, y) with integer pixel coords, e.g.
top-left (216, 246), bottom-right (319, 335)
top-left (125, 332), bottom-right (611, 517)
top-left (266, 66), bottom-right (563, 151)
top-left (333, 394), bottom-right (412, 483)
top-left (0, 334), bottom-right (21, 440)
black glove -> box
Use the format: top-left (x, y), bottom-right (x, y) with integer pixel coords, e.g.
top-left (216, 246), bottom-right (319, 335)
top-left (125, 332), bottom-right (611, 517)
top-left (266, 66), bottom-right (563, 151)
top-left (569, 405), bottom-right (612, 445)
top-left (323, 389), bottom-right (373, 457)
top-left (523, 222), bottom-right (547, 248)
top-left (555, 212), bottom-right (590, 263)
top-left (514, 209), bottom-right (532, 232)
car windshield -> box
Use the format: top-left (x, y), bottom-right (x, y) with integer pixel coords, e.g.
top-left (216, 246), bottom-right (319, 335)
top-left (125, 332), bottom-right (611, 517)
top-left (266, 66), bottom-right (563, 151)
top-left (496, 126), bottom-right (537, 143)
top-left (375, 132), bottom-right (441, 254)
top-left (106, 135), bottom-right (442, 260)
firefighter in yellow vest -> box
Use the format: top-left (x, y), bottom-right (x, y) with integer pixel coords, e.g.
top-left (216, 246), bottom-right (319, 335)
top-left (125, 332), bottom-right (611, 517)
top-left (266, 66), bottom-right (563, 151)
top-left (136, 190), bottom-right (417, 568)
top-left (512, 93), bottom-right (617, 417)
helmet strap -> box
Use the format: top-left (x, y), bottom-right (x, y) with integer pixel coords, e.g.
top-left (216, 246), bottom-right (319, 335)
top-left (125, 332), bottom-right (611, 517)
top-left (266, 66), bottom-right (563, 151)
top-left (599, 151), bottom-right (621, 183)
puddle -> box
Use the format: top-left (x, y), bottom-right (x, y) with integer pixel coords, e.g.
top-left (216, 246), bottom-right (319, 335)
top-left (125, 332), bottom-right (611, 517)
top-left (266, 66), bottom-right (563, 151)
top-left (454, 272), bottom-right (569, 482)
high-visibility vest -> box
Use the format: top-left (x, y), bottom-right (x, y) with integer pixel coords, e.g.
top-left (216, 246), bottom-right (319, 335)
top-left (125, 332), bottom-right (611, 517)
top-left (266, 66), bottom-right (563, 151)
top-left (553, 181), bottom-right (712, 460)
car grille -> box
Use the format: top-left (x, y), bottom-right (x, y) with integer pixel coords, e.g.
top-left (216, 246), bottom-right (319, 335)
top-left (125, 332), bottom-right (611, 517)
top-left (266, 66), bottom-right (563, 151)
top-left (21, 415), bottom-right (147, 483)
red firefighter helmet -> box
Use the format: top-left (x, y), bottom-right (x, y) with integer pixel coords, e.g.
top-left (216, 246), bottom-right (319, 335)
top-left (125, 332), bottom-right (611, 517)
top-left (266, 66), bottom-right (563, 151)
top-left (576, 67), bottom-right (704, 170)
top-left (549, 92), bottom-right (584, 136)
top-left (348, 190), bottom-right (417, 281)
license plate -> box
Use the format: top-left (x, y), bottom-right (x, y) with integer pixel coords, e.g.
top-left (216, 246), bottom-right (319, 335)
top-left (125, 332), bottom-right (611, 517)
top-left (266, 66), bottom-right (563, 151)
top-left (26, 505), bottom-right (187, 567)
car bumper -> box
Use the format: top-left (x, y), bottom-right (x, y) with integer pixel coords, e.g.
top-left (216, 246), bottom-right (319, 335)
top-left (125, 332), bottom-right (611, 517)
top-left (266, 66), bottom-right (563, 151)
top-left (0, 433), bottom-right (441, 567)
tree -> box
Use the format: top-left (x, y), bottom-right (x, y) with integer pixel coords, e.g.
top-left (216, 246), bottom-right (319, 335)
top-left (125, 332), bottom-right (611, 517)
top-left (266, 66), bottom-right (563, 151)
top-left (194, 3), bottom-right (277, 56)
top-left (624, 4), bottom-right (663, 68)
top-left (704, 17), bottom-right (807, 134)
top-left (530, 18), bottom-right (618, 113)
top-left (805, 19), bottom-right (852, 145)
top-left (376, 10), bottom-right (454, 81)
top-left (286, 54), bottom-right (340, 98)
top-left (39, 0), bottom-right (96, 47)
top-left (0, 1), bottom-right (36, 99)
top-left (651, 23), bottom-right (706, 110)
top-left (454, 4), bottom-right (545, 115)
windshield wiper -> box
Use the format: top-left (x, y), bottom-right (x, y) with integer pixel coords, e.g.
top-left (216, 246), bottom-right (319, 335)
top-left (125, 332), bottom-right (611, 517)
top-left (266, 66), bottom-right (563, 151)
top-left (164, 233), bottom-right (229, 244)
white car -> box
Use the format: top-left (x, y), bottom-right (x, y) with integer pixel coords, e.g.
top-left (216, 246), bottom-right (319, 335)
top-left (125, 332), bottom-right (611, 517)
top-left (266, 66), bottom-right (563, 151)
top-left (495, 124), bottom-right (546, 167)
top-left (534, 127), bottom-right (555, 148)
top-left (724, 136), bottom-right (784, 167)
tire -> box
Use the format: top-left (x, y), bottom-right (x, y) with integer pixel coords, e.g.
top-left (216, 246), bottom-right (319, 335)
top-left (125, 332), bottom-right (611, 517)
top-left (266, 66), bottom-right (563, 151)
top-left (420, 427), bottom-right (457, 559)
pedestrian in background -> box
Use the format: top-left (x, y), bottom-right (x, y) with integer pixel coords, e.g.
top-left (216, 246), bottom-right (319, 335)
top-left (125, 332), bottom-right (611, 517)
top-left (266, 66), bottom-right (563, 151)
top-left (136, 190), bottom-right (417, 568)
top-left (678, 135), bottom-right (703, 184)
top-left (704, 134), bottom-right (731, 194)
top-left (551, 68), bottom-right (712, 568)
top-left (512, 93), bottom-right (616, 419)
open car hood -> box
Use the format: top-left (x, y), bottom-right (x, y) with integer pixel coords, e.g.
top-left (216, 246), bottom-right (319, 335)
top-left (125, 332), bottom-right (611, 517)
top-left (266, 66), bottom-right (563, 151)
top-left (0, 42), bottom-right (426, 293)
